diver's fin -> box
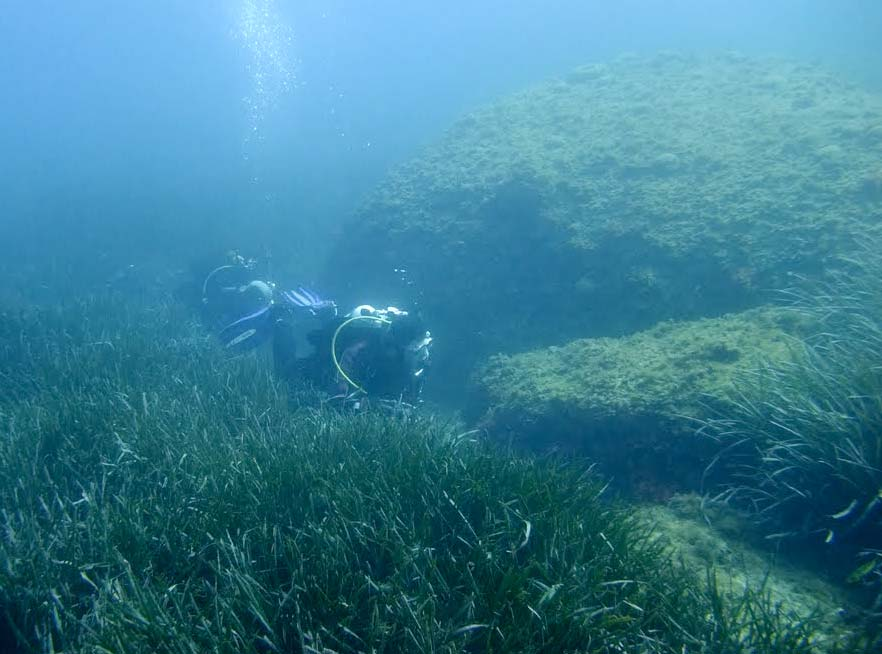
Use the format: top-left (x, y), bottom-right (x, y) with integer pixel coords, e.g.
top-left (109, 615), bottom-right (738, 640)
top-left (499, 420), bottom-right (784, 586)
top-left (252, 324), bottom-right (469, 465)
top-left (282, 286), bottom-right (324, 307)
top-left (219, 306), bottom-right (272, 352)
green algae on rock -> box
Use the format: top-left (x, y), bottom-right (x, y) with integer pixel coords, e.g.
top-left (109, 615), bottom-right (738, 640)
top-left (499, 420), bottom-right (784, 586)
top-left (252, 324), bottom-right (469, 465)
top-left (467, 307), bottom-right (808, 496)
top-left (636, 494), bottom-right (859, 652)
top-left (328, 53), bottom-right (882, 398)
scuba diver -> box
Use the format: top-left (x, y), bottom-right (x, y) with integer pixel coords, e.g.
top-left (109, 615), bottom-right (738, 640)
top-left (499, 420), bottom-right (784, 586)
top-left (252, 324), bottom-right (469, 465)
top-left (200, 252), bottom-right (432, 409)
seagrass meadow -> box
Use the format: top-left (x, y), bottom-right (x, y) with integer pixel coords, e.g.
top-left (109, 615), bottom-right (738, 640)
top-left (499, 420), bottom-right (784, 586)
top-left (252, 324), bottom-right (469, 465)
top-left (0, 294), bottom-right (865, 653)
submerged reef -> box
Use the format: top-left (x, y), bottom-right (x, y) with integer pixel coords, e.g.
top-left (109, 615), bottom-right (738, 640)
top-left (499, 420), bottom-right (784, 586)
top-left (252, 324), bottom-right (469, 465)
top-left (468, 245), bottom-right (882, 634)
top-left (326, 54), bottom-right (882, 630)
top-left (328, 52), bottom-right (882, 397)
top-left (467, 306), bottom-right (809, 497)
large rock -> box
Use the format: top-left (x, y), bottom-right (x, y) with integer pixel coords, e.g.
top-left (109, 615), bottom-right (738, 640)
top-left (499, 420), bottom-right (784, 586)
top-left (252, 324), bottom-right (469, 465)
top-left (328, 52), bottom-right (882, 397)
top-left (466, 307), bottom-right (808, 497)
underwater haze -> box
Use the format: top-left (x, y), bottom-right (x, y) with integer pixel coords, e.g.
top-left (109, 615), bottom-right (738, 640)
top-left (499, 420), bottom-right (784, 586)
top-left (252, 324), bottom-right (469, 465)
top-left (2, 0), bottom-right (881, 290)
top-left (4, 1), bottom-right (882, 651)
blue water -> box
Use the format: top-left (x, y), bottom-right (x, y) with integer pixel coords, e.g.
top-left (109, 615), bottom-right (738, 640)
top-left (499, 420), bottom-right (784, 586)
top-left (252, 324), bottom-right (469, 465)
top-left (1, 0), bottom-right (881, 282)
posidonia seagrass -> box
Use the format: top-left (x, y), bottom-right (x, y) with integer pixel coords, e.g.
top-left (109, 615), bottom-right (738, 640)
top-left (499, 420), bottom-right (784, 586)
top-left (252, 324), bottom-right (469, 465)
top-left (0, 294), bottom-right (862, 652)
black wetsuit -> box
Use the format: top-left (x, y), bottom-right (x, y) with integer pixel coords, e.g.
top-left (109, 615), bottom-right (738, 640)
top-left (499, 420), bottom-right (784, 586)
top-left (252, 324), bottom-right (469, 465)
top-left (273, 315), bottom-right (423, 403)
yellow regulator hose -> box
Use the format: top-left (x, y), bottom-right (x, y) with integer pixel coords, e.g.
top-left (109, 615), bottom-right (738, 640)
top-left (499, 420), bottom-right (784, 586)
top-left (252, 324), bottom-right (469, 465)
top-left (331, 315), bottom-right (390, 392)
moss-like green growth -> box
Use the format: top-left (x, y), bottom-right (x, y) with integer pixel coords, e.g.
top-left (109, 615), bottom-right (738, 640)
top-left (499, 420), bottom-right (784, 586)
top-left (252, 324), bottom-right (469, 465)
top-left (473, 307), bottom-right (806, 416)
top-left (0, 295), bottom-right (847, 652)
top-left (468, 307), bottom-right (809, 496)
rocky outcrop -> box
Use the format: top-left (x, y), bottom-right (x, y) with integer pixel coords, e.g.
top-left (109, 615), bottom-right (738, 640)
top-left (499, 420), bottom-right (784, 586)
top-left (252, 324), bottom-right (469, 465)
top-left (327, 53), bottom-right (882, 398)
top-left (466, 307), bottom-right (809, 496)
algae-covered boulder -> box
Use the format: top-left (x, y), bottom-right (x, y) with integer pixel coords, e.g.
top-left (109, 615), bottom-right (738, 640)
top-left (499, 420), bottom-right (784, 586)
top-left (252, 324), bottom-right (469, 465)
top-left (328, 52), bottom-right (882, 396)
top-left (467, 307), bottom-right (807, 496)
top-left (637, 494), bottom-right (858, 650)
